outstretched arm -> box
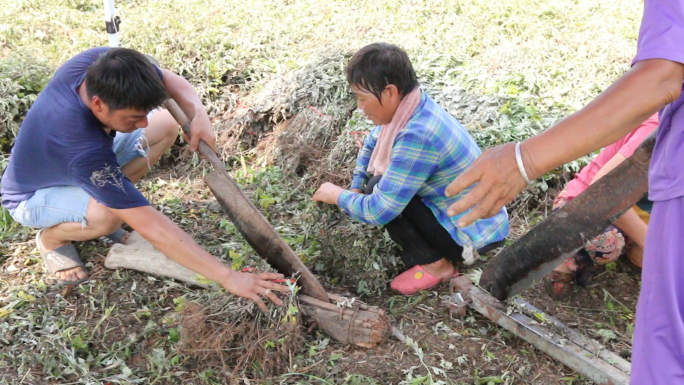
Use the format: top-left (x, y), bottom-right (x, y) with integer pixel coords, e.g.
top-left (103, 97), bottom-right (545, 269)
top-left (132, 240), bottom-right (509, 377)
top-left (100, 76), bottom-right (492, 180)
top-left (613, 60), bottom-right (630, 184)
top-left (445, 59), bottom-right (684, 227)
top-left (114, 205), bottom-right (288, 312)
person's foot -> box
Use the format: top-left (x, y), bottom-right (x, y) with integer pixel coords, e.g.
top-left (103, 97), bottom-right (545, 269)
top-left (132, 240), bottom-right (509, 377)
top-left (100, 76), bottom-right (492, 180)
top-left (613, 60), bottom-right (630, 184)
top-left (40, 229), bottom-right (88, 283)
top-left (544, 270), bottom-right (574, 301)
top-left (623, 257), bottom-right (642, 276)
top-left (99, 228), bottom-right (130, 245)
top-left (390, 258), bottom-right (456, 295)
top-left (574, 260), bottom-right (593, 288)
top-left (420, 258), bottom-right (455, 281)
top-left (624, 242), bottom-right (643, 276)
top-left (120, 231), bottom-right (130, 244)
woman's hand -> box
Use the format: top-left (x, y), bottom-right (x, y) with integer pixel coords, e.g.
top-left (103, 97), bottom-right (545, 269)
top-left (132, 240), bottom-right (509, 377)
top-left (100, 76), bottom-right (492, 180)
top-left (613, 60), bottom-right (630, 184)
top-left (445, 142), bottom-right (530, 227)
top-left (313, 182), bottom-right (345, 205)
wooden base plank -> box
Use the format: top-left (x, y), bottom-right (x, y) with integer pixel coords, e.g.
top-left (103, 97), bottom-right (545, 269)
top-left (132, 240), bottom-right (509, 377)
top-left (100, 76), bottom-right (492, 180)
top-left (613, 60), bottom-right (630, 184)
top-left (512, 297), bottom-right (631, 374)
top-left (450, 276), bottom-right (630, 385)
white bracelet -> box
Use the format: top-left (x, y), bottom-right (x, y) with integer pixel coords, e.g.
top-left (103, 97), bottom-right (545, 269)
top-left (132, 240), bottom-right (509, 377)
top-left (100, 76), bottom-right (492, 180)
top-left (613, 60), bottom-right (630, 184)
top-left (515, 142), bottom-right (532, 185)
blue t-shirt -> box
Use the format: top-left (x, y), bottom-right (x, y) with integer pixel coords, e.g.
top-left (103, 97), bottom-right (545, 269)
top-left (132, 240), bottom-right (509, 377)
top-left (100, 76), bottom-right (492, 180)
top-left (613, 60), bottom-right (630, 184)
top-left (0, 47), bottom-right (160, 210)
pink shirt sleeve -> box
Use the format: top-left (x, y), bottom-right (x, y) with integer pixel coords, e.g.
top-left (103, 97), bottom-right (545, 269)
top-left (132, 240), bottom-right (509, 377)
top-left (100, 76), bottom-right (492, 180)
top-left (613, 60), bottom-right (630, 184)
top-left (562, 114), bottom-right (659, 201)
top-left (617, 114), bottom-right (659, 158)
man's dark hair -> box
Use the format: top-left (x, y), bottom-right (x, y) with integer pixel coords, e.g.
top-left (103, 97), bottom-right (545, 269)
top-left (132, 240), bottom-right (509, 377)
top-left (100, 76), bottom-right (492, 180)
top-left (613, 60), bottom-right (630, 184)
top-left (85, 48), bottom-right (168, 111)
top-left (345, 43), bottom-right (418, 103)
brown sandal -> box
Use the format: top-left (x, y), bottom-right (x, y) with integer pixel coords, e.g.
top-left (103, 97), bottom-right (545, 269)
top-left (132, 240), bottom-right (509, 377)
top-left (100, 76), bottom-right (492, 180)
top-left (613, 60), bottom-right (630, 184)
top-left (544, 270), bottom-right (574, 301)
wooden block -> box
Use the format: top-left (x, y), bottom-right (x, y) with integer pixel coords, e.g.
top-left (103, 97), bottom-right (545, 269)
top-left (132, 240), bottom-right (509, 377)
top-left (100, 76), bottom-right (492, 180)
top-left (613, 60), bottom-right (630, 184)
top-left (299, 294), bottom-right (391, 348)
top-left (105, 231), bottom-right (209, 287)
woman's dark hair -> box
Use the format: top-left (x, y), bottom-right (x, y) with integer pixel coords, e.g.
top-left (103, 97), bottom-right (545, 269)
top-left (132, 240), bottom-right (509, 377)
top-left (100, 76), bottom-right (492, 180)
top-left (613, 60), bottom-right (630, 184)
top-left (345, 43), bottom-right (418, 103)
top-left (85, 48), bottom-right (168, 111)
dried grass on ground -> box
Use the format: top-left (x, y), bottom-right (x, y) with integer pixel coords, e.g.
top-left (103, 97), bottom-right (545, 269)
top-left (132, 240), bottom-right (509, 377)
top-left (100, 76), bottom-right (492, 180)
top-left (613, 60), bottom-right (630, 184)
top-left (178, 290), bottom-right (305, 380)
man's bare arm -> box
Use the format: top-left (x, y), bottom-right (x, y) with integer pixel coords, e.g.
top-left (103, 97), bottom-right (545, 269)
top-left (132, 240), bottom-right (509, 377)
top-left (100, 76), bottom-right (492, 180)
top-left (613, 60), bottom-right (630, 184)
top-left (159, 68), bottom-right (216, 152)
top-left (113, 205), bottom-right (287, 311)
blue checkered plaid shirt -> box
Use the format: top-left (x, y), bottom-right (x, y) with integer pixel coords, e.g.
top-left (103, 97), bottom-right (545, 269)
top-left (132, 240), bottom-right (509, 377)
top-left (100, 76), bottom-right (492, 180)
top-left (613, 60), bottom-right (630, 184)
top-left (337, 91), bottom-right (509, 249)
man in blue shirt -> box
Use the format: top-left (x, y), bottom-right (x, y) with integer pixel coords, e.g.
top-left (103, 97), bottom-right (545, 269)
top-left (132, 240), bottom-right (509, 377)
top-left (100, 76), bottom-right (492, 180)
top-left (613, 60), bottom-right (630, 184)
top-left (1, 48), bottom-right (285, 311)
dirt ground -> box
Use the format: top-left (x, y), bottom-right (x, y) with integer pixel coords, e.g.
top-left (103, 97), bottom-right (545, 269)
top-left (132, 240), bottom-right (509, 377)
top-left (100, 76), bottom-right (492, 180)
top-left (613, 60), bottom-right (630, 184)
top-left (0, 156), bottom-right (639, 385)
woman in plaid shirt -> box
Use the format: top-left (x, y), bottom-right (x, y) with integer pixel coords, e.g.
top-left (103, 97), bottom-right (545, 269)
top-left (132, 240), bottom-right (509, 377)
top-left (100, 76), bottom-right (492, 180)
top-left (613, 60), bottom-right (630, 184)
top-left (313, 43), bottom-right (509, 295)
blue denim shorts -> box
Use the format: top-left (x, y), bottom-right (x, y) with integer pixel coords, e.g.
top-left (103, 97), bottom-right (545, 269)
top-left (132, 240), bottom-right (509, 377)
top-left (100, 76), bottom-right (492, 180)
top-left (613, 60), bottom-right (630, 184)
top-left (9, 127), bottom-right (149, 229)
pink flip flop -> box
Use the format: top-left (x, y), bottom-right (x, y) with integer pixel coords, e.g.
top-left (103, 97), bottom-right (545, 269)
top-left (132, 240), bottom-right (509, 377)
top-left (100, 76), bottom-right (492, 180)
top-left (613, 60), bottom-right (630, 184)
top-left (390, 265), bottom-right (458, 295)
